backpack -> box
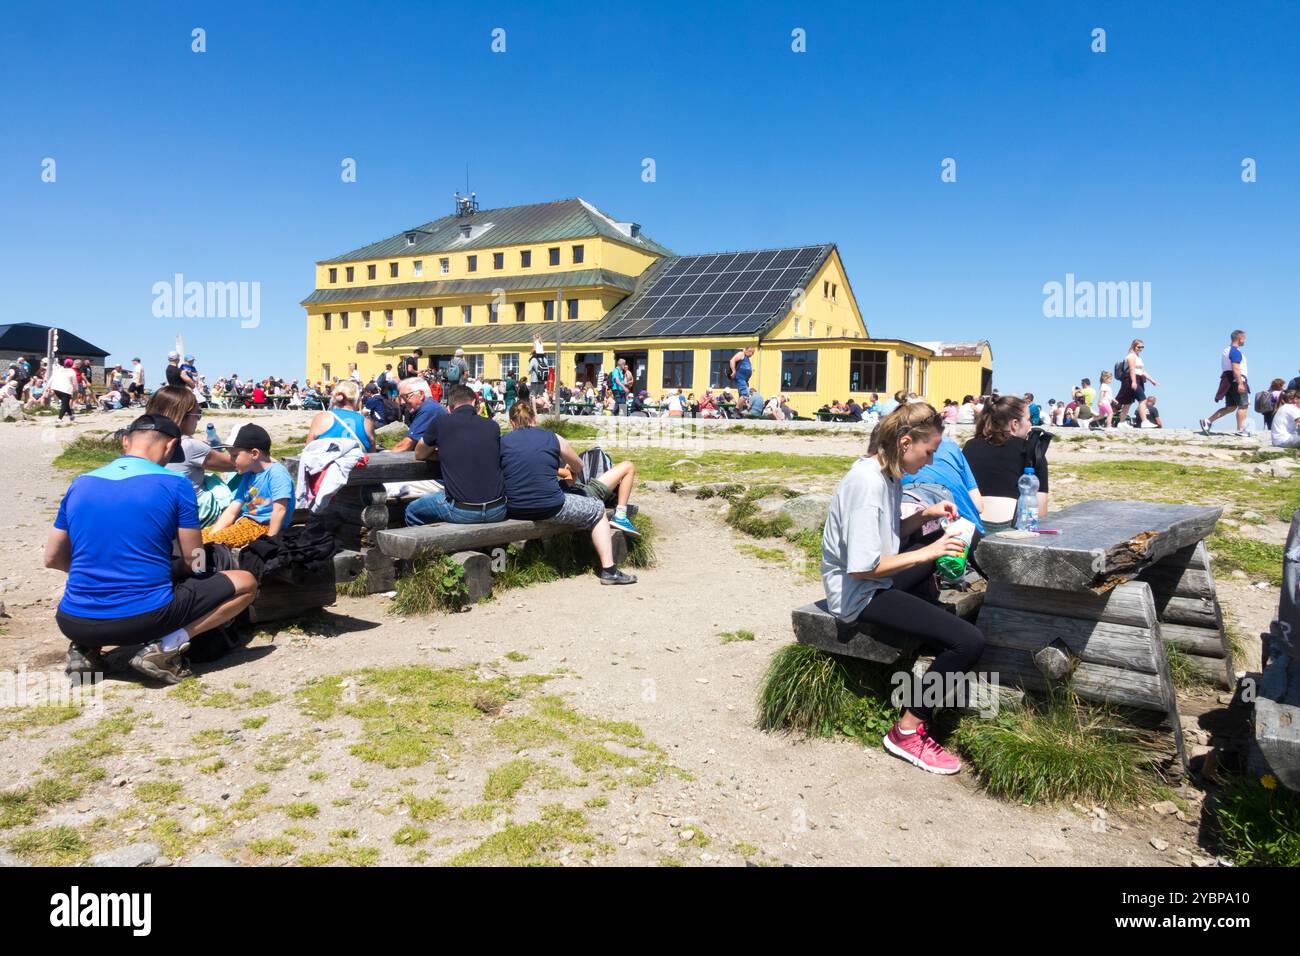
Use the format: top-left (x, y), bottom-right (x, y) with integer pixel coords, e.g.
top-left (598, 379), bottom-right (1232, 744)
top-left (580, 446), bottom-right (613, 482)
top-left (446, 360), bottom-right (463, 384)
top-left (1255, 389), bottom-right (1277, 414)
top-left (382, 397), bottom-right (402, 424)
top-left (1113, 358), bottom-right (1128, 381)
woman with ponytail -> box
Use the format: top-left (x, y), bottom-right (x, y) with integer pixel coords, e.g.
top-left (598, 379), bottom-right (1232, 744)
top-left (822, 402), bottom-right (986, 775)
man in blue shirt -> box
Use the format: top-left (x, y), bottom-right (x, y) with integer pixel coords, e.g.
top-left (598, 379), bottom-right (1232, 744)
top-left (383, 377), bottom-right (446, 498)
top-left (1201, 329), bottom-right (1250, 436)
top-left (45, 414), bottom-right (259, 684)
top-left (902, 435), bottom-right (986, 534)
top-left (408, 384), bottom-right (507, 524)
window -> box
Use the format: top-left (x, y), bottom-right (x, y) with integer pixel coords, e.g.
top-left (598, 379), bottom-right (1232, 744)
top-left (439, 258), bottom-right (449, 275)
top-left (467, 255), bottom-right (477, 272)
top-left (848, 349), bottom-right (887, 393)
top-left (489, 302), bottom-right (499, 323)
top-left (414, 260), bottom-right (423, 277)
top-left (407, 308), bottom-right (417, 327)
top-left (808, 320), bottom-right (815, 337)
top-left (434, 306), bottom-right (443, 326)
top-left (520, 250), bottom-right (531, 268)
top-left (794, 316), bottom-right (801, 336)
top-left (462, 305), bottom-right (472, 324)
top-left (904, 354), bottom-right (915, 392)
top-left (328, 268), bottom-right (337, 284)
top-left (572, 244), bottom-right (584, 264)
top-left (390, 262), bottom-right (399, 278)
top-left (823, 280), bottom-right (829, 298)
top-left (322, 364), bottom-right (331, 381)
top-left (384, 309), bottom-right (394, 328)
top-left (548, 247), bottom-right (560, 266)
top-left (544, 299), bottom-right (555, 321)
top-left (918, 359), bottom-right (928, 396)
top-left (340, 312), bottom-right (349, 330)
top-left (781, 350), bottom-right (818, 391)
top-left (709, 349), bottom-right (737, 388)
top-left (467, 354), bottom-right (484, 378)
top-left (831, 283), bottom-right (837, 302)
top-left (567, 298), bottom-right (578, 320)
top-left (514, 302), bottom-right (525, 322)
top-left (493, 252), bottom-right (504, 270)
top-left (662, 350), bottom-right (693, 389)
top-left (362, 311), bottom-right (371, 329)
top-left (323, 313), bottom-right (332, 331)
top-left (346, 266), bottom-right (354, 282)
top-left (500, 353), bottom-right (519, 378)
top-left (367, 264), bottom-right (376, 280)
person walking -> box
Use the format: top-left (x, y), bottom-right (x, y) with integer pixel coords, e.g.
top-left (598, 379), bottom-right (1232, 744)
top-left (609, 357), bottom-right (632, 416)
top-left (49, 359), bottom-right (78, 422)
top-left (1114, 339), bottom-right (1159, 427)
top-left (728, 346), bottom-right (756, 399)
top-left (1200, 329), bottom-right (1251, 436)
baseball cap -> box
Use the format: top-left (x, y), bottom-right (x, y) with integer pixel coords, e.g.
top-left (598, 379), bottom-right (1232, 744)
top-left (226, 423), bottom-right (272, 454)
top-left (126, 414), bottom-right (181, 439)
top-left (167, 350), bottom-right (179, 360)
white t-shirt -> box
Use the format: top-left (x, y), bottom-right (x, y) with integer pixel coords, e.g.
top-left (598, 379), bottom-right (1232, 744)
top-left (49, 366), bottom-right (77, 393)
top-left (822, 456), bottom-right (902, 621)
top-left (1221, 345), bottom-right (1248, 377)
top-left (1271, 403), bottom-right (1300, 446)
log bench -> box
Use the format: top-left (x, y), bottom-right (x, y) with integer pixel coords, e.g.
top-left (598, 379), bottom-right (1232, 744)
top-left (1248, 511), bottom-right (1300, 792)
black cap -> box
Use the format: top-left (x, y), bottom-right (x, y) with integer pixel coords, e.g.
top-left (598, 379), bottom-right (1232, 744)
top-left (228, 424), bottom-right (272, 454)
top-left (126, 414), bottom-right (181, 439)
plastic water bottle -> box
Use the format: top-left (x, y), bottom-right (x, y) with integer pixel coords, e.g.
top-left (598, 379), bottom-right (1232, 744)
top-left (935, 516), bottom-right (976, 580)
top-left (206, 422), bottom-right (220, 445)
top-left (1015, 467), bottom-right (1040, 531)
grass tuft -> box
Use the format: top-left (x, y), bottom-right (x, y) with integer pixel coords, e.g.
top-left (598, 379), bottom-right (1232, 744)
top-left (391, 555), bottom-right (469, 615)
top-left (51, 433), bottom-right (122, 473)
top-left (719, 630), bottom-right (756, 644)
top-left (756, 644), bottom-right (900, 740)
top-left (1212, 774), bottom-right (1300, 867)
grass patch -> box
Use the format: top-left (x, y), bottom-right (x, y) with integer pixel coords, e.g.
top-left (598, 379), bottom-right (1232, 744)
top-left (282, 802), bottom-right (320, 819)
top-left (167, 679), bottom-right (280, 710)
top-left (51, 433), bottom-right (122, 473)
top-left (736, 543), bottom-right (786, 563)
top-left (449, 804), bottom-right (594, 866)
top-left (483, 759), bottom-right (536, 802)
top-left (336, 568), bottom-right (371, 598)
top-left (6, 825), bottom-right (88, 865)
top-left (393, 824), bottom-right (429, 846)
top-left (953, 692), bottom-right (1165, 805)
top-left (756, 644), bottom-right (900, 740)
top-left (719, 630), bottom-right (755, 644)
top-left (619, 448), bottom-right (855, 485)
top-left (539, 417), bottom-right (599, 441)
top-left (1212, 775), bottom-right (1300, 867)
top-left (401, 795), bottom-right (450, 822)
top-left (1207, 532), bottom-right (1284, 586)
top-left (0, 704), bottom-right (82, 731)
top-left (504, 651), bottom-right (530, 663)
top-left (391, 555), bottom-right (468, 615)
top-left (135, 780), bottom-right (183, 806)
top-left (246, 836), bottom-right (296, 860)
top-left (1068, 460), bottom-right (1300, 524)
top-left (1165, 644), bottom-right (1216, 693)
top-left (726, 489), bottom-right (794, 539)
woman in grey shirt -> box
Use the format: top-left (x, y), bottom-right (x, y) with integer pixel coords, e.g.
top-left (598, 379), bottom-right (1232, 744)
top-left (822, 403), bottom-right (986, 775)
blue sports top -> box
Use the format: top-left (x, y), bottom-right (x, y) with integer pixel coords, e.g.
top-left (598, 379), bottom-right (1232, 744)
top-left (54, 455), bottom-right (199, 619)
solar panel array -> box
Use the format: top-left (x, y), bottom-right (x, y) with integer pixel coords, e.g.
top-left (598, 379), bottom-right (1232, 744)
top-left (601, 245), bottom-right (827, 338)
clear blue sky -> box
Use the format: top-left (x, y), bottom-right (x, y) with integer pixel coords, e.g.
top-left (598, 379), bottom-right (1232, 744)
top-left (3, 1), bottom-right (1297, 426)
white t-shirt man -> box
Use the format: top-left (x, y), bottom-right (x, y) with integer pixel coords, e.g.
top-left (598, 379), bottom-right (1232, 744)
top-left (1271, 402), bottom-right (1300, 448)
top-left (822, 456), bottom-right (901, 621)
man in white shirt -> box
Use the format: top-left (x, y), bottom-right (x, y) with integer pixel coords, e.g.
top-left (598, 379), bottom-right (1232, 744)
top-left (1271, 390), bottom-right (1300, 448)
top-left (1201, 329), bottom-right (1250, 436)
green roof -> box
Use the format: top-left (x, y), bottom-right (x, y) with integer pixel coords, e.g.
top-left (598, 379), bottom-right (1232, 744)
top-left (319, 198), bottom-right (673, 264)
top-left (300, 269), bottom-right (636, 308)
top-left (379, 324), bottom-right (582, 351)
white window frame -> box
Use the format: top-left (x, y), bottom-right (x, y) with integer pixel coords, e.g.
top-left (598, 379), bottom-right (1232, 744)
top-left (462, 305), bottom-right (472, 324)
top-left (440, 257), bottom-right (450, 275)
top-left (413, 260), bottom-right (423, 277)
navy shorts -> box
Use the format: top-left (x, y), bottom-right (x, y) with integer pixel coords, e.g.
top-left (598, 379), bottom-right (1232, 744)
top-left (56, 574), bottom-right (237, 649)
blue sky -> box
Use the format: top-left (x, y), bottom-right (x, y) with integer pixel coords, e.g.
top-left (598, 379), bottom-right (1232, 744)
top-left (2, 1), bottom-right (1297, 426)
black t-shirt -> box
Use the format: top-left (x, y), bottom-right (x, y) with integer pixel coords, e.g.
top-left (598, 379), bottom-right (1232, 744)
top-left (400, 356), bottom-right (420, 380)
top-left (421, 405), bottom-right (504, 505)
top-left (962, 435), bottom-right (1050, 498)
top-left (164, 364), bottom-right (183, 387)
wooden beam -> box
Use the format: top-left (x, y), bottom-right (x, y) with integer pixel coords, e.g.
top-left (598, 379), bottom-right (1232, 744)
top-left (1160, 623), bottom-right (1227, 659)
top-left (983, 580), bottom-right (1157, 628)
top-left (976, 605), bottom-right (1161, 673)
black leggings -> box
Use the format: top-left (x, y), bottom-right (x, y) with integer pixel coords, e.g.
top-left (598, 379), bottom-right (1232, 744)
top-left (54, 390), bottom-right (72, 420)
top-left (854, 556), bottom-right (986, 723)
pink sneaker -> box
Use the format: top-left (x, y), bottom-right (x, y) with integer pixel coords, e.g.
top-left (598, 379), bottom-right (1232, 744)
top-left (883, 722), bottom-right (962, 775)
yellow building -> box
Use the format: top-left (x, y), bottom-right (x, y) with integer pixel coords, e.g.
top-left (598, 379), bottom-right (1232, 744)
top-left (301, 197), bottom-right (991, 414)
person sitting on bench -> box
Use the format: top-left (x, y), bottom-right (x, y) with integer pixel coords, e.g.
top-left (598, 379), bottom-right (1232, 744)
top-left (203, 425), bottom-right (295, 546)
top-left (822, 402), bottom-right (985, 775)
top-left (557, 452), bottom-right (640, 538)
top-left (383, 377), bottom-right (446, 498)
top-left (407, 384), bottom-right (507, 525)
top-left (45, 414), bottom-right (258, 684)
top-left (501, 402), bottom-right (636, 585)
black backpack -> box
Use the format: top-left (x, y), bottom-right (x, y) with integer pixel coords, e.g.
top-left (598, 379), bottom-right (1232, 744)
top-left (382, 397), bottom-right (402, 424)
top-left (1113, 358), bottom-right (1128, 381)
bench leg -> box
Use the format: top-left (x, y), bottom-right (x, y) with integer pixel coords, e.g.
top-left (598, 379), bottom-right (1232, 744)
top-left (452, 551), bottom-right (493, 604)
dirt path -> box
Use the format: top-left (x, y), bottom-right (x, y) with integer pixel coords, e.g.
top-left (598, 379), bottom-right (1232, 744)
top-left (0, 412), bottom-right (1273, 867)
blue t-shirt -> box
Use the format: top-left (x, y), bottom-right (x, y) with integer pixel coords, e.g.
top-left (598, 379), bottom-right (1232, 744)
top-left (903, 437), bottom-right (985, 533)
top-left (501, 427), bottom-right (565, 518)
top-left (317, 408), bottom-right (372, 451)
top-left (231, 463), bottom-right (295, 525)
top-left (1028, 403), bottom-right (1042, 426)
top-left (407, 395), bottom-right (446, 442)
top-left (1227, 346), bottom-right (1243, 366)
top-left (54, 455), bottom-right (199, 619)
top-left (364, 395), bottom-right (387, 424)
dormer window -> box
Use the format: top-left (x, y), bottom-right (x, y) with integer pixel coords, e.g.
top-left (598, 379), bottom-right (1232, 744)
top-left (405, 232), bottom-right (419, 246)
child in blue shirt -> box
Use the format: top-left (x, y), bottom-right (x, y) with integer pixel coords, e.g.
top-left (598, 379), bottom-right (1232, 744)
top-left (203, 424), bottom-right (295, 546)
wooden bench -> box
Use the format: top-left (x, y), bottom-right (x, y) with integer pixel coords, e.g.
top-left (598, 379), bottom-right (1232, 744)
top-left (1248, 510), bottom-right (1300, 792)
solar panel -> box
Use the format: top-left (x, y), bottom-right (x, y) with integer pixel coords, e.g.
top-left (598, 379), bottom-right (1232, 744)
top-left (768, 249), bottom-right (797, 269)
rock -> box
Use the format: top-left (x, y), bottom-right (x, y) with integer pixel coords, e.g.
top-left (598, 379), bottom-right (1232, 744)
top-left (0, 849), bottom-right (28, 867)
top-left (779, 494), bottom-right (832, 534)
top-left (375, 420), bottom-right (408, 437)
top-left (679, 829), bottom-right (695, 841)
top-left (1268, 461), bottom-right (1297, 478)
top-left (187, 853), bottom-right (238, 867)
top-left (1240, 510), bottom-right (1263, 520)
top-left (1149, 837), bottom-right (1170, 851)
top-left (153, 857), bottom-right (173, 867)
top-left (0, 397), bottom-right (26, 422)
top-left (1231, 569), bottom-right (1247, 579)
top-left (1151, 801), bottom-right (1179, 816)
top-left (750, 495), bottom-right (788, 516)
top-left (88, 843), bottom-right (161, 867)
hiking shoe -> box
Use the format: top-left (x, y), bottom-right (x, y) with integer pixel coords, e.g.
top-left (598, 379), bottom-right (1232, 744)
top-left (65, 644), bottom-right (107, 684)
top-left (610, 514), bottom-right (641, 538)
top-left (1198, 418), bottom-right (1211, 435)
top-left (882, 722), bottom-right (961, 775)
top-left (129, 641), bottom-right (192, 685)
top-left (598, 568), bottom-right (638, 585)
